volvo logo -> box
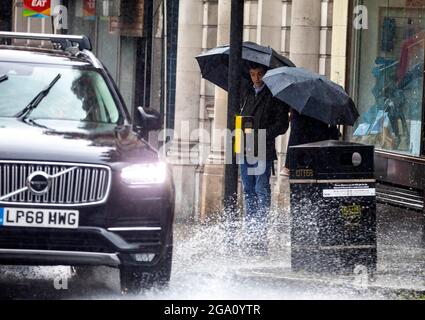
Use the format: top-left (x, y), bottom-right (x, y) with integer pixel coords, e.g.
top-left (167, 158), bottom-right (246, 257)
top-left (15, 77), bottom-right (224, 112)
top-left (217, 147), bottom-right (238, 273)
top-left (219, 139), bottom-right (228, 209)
top-left (27, 172), bottom-right (51, 195)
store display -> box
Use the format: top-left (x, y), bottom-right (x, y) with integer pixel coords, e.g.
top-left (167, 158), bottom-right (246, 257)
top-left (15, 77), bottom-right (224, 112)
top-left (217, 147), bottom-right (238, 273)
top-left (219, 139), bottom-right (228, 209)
top-left (353, 10), bottom-right (424, 156)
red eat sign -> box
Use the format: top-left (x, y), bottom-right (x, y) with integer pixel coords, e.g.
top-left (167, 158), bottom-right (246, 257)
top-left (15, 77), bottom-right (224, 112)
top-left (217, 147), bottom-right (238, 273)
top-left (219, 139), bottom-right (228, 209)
top-left (23, 0), bottom-right (51, 14)
top-left (84, 0), bottom-right (96, 16)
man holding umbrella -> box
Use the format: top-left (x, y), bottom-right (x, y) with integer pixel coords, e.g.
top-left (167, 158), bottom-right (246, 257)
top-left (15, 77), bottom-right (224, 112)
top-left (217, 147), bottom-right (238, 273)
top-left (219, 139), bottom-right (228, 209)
top-left (238, 62), bottom-right (290, 255)
top-left (196, 42), bottom-right (294, 254)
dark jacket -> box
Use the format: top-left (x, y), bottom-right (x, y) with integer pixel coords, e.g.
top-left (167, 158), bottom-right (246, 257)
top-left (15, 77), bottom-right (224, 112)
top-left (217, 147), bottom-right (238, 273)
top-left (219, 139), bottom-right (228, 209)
top-left (285, 109), bottom-right (340, 168)
top-left (240, 85), bottom-right (290, 161)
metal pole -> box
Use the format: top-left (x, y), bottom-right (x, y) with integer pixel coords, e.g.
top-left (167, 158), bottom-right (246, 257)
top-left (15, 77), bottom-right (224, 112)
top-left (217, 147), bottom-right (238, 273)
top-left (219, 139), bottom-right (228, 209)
top-left (162, 0), bottom-right (168, 157)
top-left (223, 0), bottom-right (244, 246)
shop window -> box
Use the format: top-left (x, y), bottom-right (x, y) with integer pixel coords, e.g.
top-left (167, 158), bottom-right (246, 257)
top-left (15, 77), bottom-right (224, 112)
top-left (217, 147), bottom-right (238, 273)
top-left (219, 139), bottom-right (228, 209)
top-left (350, 1), bottom-right (425, 156)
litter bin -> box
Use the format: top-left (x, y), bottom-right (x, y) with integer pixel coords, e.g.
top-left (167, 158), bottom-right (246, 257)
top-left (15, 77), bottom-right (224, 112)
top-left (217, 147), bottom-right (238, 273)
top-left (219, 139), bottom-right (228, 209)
top-left (289, 140), bottom-right (377, 274)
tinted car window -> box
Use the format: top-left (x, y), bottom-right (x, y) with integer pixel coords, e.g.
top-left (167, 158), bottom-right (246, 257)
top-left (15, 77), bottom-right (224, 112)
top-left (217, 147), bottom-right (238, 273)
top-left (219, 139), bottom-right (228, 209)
top-left (0, 62), bottom-right (120, 124)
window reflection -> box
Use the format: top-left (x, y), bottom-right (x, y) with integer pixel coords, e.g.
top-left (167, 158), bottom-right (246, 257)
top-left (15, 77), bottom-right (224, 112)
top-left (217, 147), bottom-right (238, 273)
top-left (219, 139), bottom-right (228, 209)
top-left (351, 2), bottom-right (425, 156)
top-left (0, 62), bottom-right (119, 124)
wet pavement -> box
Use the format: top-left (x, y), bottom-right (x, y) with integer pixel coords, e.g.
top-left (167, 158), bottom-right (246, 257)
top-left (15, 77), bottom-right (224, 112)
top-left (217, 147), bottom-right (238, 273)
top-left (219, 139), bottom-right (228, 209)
top-left (0, 204), bottom-right (424, 300)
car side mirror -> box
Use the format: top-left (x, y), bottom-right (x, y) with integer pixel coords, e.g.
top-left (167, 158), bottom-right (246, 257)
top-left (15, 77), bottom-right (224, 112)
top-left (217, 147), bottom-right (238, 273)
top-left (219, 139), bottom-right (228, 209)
top-left (134, 106), bottom-right (162, 132)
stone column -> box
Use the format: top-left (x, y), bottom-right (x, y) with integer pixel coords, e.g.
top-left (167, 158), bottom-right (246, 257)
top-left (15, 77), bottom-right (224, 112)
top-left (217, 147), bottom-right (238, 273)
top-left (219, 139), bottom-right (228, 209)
top-left (330, 0), bottom-right (349, 87)
top-left (277, 0), bottom-right (292, 182)
top-left (243, 0), bottom-right (258, 41)
top-left (289, 0), bottom-right (322, 72)
top-left (256, 0), bottom-right (290, 208)
top-left (199, 0), bottom-right (231, 222)
top-left (167, 0), bottom-right (204, 221)
top-left (276, 0), bottom-right (323, 211)
top-left (319, 0), bottom-right (333, 77)
top-left (256, 0), bottom-right (282, 46)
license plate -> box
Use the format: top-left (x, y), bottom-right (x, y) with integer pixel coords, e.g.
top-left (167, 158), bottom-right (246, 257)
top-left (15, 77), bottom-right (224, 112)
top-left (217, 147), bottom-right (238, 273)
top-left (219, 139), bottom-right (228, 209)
top-left (0, 208), bottom-right (79, 229)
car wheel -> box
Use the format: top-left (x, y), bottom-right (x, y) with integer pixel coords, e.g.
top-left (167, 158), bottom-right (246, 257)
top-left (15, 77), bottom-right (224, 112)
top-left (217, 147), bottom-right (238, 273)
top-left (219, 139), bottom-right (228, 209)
top-left (120, 247), bottom-right (173, 294)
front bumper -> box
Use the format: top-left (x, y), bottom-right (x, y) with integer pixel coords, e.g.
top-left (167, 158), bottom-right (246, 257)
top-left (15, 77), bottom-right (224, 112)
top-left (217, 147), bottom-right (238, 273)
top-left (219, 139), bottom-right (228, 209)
top-left (0, 248), bottom-right (121, 267)
top-left (0, 226), bottom-right (171, 268)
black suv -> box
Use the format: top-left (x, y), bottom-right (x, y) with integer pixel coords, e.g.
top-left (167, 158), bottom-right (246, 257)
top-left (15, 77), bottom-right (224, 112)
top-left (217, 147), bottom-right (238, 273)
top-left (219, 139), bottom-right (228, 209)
top-left (0, 32), bottom-right (175, 293)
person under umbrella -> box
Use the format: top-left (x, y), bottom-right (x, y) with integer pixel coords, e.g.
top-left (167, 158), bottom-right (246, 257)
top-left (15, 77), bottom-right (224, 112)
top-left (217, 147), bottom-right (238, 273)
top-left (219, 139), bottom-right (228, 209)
top-left (238, 62), bottom-right (290, 255)
top-left (196, 42), bottom-right (294, 254)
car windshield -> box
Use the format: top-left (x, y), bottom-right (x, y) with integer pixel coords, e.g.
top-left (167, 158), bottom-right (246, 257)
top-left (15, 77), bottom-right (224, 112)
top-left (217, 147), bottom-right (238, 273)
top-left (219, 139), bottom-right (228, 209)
top-left (0, 62), bottom-right (120, 124)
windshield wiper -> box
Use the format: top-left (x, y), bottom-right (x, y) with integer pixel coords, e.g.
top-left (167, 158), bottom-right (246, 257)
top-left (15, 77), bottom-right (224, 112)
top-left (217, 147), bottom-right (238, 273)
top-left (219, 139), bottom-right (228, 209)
top-left (0, 75), bottom-right (8, 84)
top-left (15, 73), bottom-right (61, 119)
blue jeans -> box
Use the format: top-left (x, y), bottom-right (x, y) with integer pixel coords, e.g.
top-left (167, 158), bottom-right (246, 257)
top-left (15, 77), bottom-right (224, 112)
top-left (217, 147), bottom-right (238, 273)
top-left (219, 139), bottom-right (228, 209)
top-left (240, 160), bottom-right (273, 250)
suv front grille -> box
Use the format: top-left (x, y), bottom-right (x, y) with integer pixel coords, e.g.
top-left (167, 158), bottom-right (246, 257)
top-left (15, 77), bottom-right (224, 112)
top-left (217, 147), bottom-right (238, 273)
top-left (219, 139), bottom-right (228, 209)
top-left (0, 161), bottom-right (111, 207)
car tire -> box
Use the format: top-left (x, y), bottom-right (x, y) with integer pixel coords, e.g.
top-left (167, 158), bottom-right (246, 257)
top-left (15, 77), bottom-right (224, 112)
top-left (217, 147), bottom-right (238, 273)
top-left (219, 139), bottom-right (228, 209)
top-left (120, 246), bottom-right (173, 294)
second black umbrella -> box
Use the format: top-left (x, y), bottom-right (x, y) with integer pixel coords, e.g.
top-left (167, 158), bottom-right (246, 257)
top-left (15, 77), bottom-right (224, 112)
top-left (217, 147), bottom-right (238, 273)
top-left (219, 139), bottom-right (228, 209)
top-left (263, 67), bottom-right (359, 126)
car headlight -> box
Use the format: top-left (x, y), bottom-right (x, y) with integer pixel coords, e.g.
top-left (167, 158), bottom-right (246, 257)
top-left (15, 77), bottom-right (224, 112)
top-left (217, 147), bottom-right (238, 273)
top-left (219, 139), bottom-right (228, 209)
top-left (121, 162), bottom-right (167, 185)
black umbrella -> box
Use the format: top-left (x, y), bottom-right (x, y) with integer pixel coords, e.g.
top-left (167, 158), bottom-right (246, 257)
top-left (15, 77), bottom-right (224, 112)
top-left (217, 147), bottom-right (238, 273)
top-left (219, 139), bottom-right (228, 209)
top-left (196, 41), bottom-right (295, 91)
top-left (263, 67), bottom-right (359, 126)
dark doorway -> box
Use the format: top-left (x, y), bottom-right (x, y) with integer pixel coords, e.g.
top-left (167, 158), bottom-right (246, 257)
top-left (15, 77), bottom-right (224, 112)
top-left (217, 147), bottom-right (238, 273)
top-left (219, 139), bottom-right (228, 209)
top-left (0, 0), bottom-right (13, 31)
top-left (134, 0), bottom-right (179, 132)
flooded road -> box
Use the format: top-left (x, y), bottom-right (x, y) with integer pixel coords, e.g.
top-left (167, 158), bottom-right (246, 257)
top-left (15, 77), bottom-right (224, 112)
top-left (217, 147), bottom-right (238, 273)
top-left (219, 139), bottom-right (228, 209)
top-left (0, 210), bottom-right (404, 300)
